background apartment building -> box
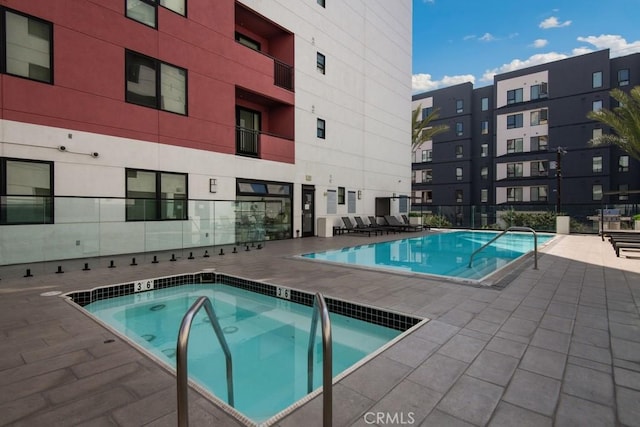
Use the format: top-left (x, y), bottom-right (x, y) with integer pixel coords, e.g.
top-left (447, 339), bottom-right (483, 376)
top-left (412, 49), bottom-right (640, 229)
top-left (0, 0), bottom-right (412, 265)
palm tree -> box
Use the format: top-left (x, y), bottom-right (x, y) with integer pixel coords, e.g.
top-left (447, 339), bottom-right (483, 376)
top-left (412, 104), bottom-right (449, 150)
top-left (587, 86), bottom-right (640, 161)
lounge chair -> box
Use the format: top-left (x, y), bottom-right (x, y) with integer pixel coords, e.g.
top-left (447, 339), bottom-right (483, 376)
top-left (355, 216), bottom-right (392, 234)
top-left (384, 215), bottom-right (421, 232)
top-left (401, 214), bottom-right (427, 230)
top-left (341, 217), bottom-right (376, 236)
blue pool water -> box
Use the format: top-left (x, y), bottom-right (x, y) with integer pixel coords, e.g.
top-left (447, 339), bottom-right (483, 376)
top-left (302, 230), bottom-right (554, 281)
top-left (84, 284), bottom-right (401, 422)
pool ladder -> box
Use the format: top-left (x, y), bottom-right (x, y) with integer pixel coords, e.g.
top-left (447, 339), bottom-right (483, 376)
top-left (468, 226), bottom-right (538, 270)
top-left (175, 293), bottom-right (333, 427)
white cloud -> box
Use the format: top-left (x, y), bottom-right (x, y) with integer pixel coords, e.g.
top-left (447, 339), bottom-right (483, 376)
top-left (479, 33), bottom-right (496, 42)
top-left (480, 52), bottom-right (569, 82)
top-left (539, 16), bottom-right (572, 29)
top-left (423, 0), bottom-right (435, 3)
top-left (531, 39), bottom-right (548, 48)
top-left (577, 34), bottom-right (640, 57)
top-left (412, 73), bottom-right (475, 93)
top-left (463, 35), bottom-right (476, 41)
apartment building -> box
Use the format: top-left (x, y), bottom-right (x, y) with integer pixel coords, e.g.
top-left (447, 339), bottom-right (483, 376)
top-left (412, 49), bottom-right (640, 226)
top-left (0, 0), bottom-right (412, 264)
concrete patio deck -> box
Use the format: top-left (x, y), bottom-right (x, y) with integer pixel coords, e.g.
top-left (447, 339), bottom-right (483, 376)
top-left (1, 232), bottom-right (639, 426)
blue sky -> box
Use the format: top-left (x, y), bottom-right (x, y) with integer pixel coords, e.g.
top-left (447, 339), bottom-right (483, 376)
top-left (412, 0), bottom-right (640, 93)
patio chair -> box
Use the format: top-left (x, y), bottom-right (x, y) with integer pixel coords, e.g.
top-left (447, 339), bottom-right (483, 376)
top-left (401, 214), bottom-right (426, 231)
top-left (384, 215), bottom-right (421, 232)
top-left (341, 217), bottom-right (376, 236)
top-left (355, 216), bottom-right (392, 234)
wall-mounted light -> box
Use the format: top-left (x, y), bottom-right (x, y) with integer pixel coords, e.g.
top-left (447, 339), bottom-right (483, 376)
top-left (357, 190), bottom-right (362, 200)
top-left (209, 178), bottom-right (218, 193)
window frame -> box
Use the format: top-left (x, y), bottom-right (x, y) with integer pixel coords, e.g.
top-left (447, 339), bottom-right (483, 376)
top-left (507, 162), bottom-right (523, 178)
top-left (619, 184), bottom-right (629, 201)
top-left (507, 187), bottom-right (523, 202)
top-left (530, 82), bottom-right (548, 100)
top-left (592, 184), bottom-right (603, 201)
top-left (423, 169), bottom-right (432, 183)
top-left (316, 118), bottom-right (326, 139)
top-left (337, 186), bottom-right (345, 205)
top-left (235, 32), bottom-right (261, 51)
top-left (506, 138), bottom-right (523, 154)
top-left (455, 145), bottom-right (463, 158)
top-left (481, 120), bottom-right (489, 135)
top-left (316, 52), bottom-right (326, 74)
top-left (531, 135), bottom-right (548, 151)
top-left (530, 160), bottom-right (548, 177)
top-left (506, 113), bottom-right (523, 129)
top-left (530, 186), bottom-right (548, 202)
top-left (2, 8), bottom-right (54, 84)
top-left (592, 71), bottom-right (603, 88)
top-left (530, 109), bottom-right (548, 126)
top-left (125, 50), bottom-right (188, 115)
top-left (507, 88), bottom-right (523, 104)
top-left (0, 157), bottom-right (54, 225)
top-left (592, 156), bottom-right (603, 173)
top-left (481, 97), bottom-right (489, 111)
top-left (592, 100), bottom-right (603, 112)
top-left (480, 166), bottom-right (488, 180)
top-left (480, 188), bottom-right (488, 203)
top-left (125, 168), bottom-right (188, 221)
top-left (619, 155), bottom-right (629, 172)
top-left (618, 69), bottom-right (630, 86)
top-left (481, 144), bottom-right (489, 157)
top-left (455, 122), bottom-right (463, 136)
top-left (456, 99), bottom-right (463, 113)
top-left (455, 167), bottom-right (463, 181)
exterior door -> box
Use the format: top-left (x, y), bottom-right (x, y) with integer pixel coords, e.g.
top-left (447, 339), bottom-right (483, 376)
top-left (302, 185), bottom-right (315, 237)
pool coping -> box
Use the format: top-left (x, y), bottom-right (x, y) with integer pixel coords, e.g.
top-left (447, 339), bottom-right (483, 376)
top-left (61, 269), bottom-right (427, 427)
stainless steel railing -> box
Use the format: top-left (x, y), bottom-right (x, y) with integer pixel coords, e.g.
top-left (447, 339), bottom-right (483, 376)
top-left (307, 293), bottom-right (333, 427)
top-left (176, 296), bottom-right (234, 427)
top-left (468, 226), bottom-right (538, 269)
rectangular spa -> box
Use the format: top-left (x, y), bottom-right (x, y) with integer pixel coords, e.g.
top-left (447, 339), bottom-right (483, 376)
top-left (301, 230), bottom-right (555, 282)
top-left (66, 273), bottom-right (421, 425)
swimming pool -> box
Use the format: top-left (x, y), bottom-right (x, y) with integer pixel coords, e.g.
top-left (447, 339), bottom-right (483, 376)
top-left (67, 272), bottom-right (421, 425)
top-left (301, 230), bottom-right (555, 282)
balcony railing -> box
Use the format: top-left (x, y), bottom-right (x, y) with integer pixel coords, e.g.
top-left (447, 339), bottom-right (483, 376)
top-left (274, 59), bottom-right (293, 91)
top-left (236, 127), bottom-right (260, 157)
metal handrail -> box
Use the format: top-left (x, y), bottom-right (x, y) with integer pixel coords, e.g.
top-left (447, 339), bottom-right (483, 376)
top-left (468, 226), bottom-right (538, 270)
top-left (177, 296), bottom-right (234, 427)
top-left (307, 293), bottom-right (333, 427)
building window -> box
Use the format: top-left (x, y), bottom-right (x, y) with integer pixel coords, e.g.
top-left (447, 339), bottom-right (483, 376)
top-left (592, 100), bottom-right (603, 112)
top-left (423, 190), bottom-right (432, 204)
top-left (531, 186), bottom-right (548, 202)
top-left (507, 187), bottom-right (523, 202)
top-left (236, 107), bottom-right (260, 156)
top-left (236, 32), bottom-right (261, 51)
top-left (456, 167), bottom-right (463, 181)
top-left (455, 145), bottom-right (463, 158)
top-left (481, 97), bottom-right (489, 111)
top-left (481, 144), bottom-right (489, 157)
top-left (507, 163), bottom-right (523, 178)
top-left (1, 158), bottom-right (53, 224)
top-left (507, 113), bottom-right (523, 129)
top-left (531, 82), bottom-right (548, 100)
top-left (411, 170), bottom-right (416, 183)
top-left (506, 138), bottom-right (523, 154)
top-left (338, 186), bottom-right (345, 204)
top-left (422, 149), bottom-right (432, 162)
top-left (480, 189), bottom-right (488, 203)
top-left (531, 135), bottom-right (548, 151)
top-left (619, 184), bottom-right (629, 201)
top-left (619, 155), bottom-right (629, 172)
top-left (421, 107), bottom-right (433, 120)
top-left (592, 184), bottom-right (603, 201)
top-left (481, 120), bottom-right (489, 135)
top-left (317, 0), bottom-right (326, 7)
top-left (530, 161), bottom-right (548, 177)
top-left (455, 122), bottom-right (463, 136)
top-left (2, 10), bottom-right (53, 84)
top-left (593, 128), bottom-right (603, 140)
top-left (530, 109), bottom-right (548, 126)
top-left (481, 166), bottom-right (488, 180)
top-left (618, 69), bottom-right (630, 86)
top-left (456, 99), bottom-right (463, 113)
top-left (317, 52), bottom-right (326, 74)
top-left (126, 169), bottom-right (187, 221)
top-left (126, 51), bottom-right (187, 115)
top-left (592, 71), bottom-right (603, 88)
top-left (423, 169), bottom-right (432, 183)
top-left (126, 0), bottom-right (186, 27)
top-left (593, 156), bottom-right (603, 173)
top-left (507, 88), bottom-right (523, 104)
top-left (317, 118), bottom-right (326, 139)
top-left (455, 190), bottom-right (463, 203)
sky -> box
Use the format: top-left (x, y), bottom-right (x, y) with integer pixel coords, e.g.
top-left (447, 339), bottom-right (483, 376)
top-left (412, 0), bottom-right (640, 93)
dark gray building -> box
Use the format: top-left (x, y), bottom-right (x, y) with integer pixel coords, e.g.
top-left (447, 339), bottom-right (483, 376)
top-left (412, 49), bottom-right (640, 228)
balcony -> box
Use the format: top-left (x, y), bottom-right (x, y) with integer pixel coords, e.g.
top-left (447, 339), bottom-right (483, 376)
top-left (235, 2), bottom-right (294, 92)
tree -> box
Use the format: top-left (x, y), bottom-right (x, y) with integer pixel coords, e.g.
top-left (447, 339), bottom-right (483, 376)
top-left (587, 86), bottom-right (640, 161)
top-left (412, 104), bottom-right (449, 150)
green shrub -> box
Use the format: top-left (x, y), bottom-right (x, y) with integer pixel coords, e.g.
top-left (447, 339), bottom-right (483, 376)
top-left (423, 214), bottom-right (451, 228)
top-left (500, 210), bottom-right (557, 231)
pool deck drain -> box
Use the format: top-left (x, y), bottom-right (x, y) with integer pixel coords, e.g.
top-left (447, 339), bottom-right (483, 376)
top-left (0, 232), bottom-right (639, 426)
